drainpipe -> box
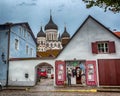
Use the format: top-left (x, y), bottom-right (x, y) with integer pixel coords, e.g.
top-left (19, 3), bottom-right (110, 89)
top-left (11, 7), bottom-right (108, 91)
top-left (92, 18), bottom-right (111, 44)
top-left (6, 24), bottom-right (11, 86)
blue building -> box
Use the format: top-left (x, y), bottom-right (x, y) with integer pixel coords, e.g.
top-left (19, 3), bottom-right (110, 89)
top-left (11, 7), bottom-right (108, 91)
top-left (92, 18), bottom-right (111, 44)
top-left (0, 22), bottom-right (36, 86)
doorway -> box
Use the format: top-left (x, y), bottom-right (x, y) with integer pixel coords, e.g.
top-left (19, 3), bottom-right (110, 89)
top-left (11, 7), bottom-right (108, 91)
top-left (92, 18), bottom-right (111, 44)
top-left (66, 60), bottom-right (86, 85)
top-left (76, 67), bottom-right (82, 84)
top-left (35, 62), bottom-right (54, 85)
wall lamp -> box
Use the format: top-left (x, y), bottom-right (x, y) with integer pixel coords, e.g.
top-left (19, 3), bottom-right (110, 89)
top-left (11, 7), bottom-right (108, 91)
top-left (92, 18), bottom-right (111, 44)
top-left (1, 52), bottom-right (6, 64)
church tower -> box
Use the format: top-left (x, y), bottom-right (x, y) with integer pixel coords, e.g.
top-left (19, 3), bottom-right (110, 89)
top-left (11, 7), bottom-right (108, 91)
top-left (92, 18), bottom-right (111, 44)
top-left (37, 13), bottom-right (63, 53)
top-left (45, 14), bottom-right (62, 50)
top-left (61, 26), bottom-right (70, 47)
top-left (37, 26), bottom-right (46, 52)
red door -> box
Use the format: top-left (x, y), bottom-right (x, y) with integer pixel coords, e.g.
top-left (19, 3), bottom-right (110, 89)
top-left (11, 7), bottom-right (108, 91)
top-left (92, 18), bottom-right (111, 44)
top-left (98, 59), bottom-right (120, 86)
top-left (86, 61), bottom-right (97, 86)
top-left (55, 60), bottom-right (66, 85)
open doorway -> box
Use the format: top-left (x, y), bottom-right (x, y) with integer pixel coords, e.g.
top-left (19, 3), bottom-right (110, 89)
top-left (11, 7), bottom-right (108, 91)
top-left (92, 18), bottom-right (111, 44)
top-left (66, 60), bottom-right (86, 86)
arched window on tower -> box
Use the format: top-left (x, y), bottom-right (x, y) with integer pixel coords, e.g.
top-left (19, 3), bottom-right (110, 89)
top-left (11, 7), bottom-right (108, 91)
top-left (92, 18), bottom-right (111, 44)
top-left (46, 43), bottom-right (49, 47)
top-left (54, 34), bottom-right (56, 40)
top-left (41, 41), bottom-right (43, 45)
top-left (47, 34), bottom-right (49, 40)
top-left (54, 43), bottom-right (56, 47)
top-left (51, 43), bottom-right (53, 48)
top-left (48, 34), bottom-right (50, 40)
top-left (52, 34), bottom-right (54, 40)
top-left (58, 43), bottom-right (60, 48)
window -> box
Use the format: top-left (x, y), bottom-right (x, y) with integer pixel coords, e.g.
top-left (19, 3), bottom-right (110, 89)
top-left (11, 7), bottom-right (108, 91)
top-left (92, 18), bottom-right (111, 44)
top-left (51, 43), bottom-right (53, 47)
top-left (58, 43), bottom-right (60, 48)
top-left (92, 41), bottom-right (116, 54)
top-left (26, 45), bottom-right (29, 54)
top-left (19, 27), bottom-right (22, 35)
top-left (24, 29), bottom-right (26, 38)
top-left (97, 42), bottom-right (108, 53)
top-left (28, 33), bottom-right (30, 39)
top-left (15, 39), bottom-right (19, 50)
top-left (46, 43), bottom-right (49, 47)
top-left (30, 48), bottom-right (33, 56)
top-left (54, 43), bottom-right (56, 47)
top-left (41, 41), bottom-right (43, 45)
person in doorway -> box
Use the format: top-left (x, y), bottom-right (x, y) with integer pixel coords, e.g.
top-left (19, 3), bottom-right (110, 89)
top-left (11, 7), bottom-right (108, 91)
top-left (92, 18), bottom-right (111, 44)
top-left (67, 69), bottom-right (71, 86)
top-left (72, 67), bottom-right (76, 77)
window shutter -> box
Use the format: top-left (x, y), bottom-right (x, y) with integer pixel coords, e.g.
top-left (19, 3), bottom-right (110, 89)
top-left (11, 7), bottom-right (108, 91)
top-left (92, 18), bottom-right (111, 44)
top-left (91, 42), bottom-right (98, 54)
top-left (109, 41), bottom-right (116, 53)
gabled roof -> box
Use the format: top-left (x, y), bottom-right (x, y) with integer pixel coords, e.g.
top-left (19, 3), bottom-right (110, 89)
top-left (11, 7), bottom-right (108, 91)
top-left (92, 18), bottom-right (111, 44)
top-left (0, 22), bottom-right (37, 44)
top-left (56, 15), bottom-right (120, 58)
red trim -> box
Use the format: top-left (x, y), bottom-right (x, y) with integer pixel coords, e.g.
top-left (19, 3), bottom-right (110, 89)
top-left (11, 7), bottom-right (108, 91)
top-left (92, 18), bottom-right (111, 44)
top-left (55, 60), bottom-right (66, 85)
top-left (91, 42), bottom-right (98, 54)
top-left (92, 41), bottom-right (116, 54)
top-left (109, 41), bottom-right (116, 53)
top-left (86, 61), bottom-right (97, 86)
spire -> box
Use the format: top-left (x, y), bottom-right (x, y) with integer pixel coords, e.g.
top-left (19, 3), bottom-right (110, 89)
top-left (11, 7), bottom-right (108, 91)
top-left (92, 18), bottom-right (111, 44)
top-left (50, 9), bottom-right (52, 17)
top-left (64, 22), bottom-right (67, 32)
top-left (49, 9), bottom-right (53, 23)
top-left (58, 33), bottom-right (61, 41)
top-left (40, 26), bottom-right (42, 32)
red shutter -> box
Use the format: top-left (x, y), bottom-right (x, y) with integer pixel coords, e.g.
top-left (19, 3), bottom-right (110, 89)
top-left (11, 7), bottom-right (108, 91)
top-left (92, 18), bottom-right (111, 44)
top-left (109, 41), bottom-right (116, 53)
top-left (86, 61), bottom-right (97, 86)
top-left (55, 60), bottom-right (66, 85)
top-left (91, 42), bottom-right (98, 54)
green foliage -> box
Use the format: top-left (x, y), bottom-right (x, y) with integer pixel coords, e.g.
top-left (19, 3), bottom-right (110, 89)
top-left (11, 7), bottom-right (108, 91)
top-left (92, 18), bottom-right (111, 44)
top-left (82, 0), bottom-right (120, 13)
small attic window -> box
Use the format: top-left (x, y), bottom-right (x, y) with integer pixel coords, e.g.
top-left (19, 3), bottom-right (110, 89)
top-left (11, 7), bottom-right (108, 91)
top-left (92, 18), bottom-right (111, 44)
top-left (91, 41), bottom-right (116, 54)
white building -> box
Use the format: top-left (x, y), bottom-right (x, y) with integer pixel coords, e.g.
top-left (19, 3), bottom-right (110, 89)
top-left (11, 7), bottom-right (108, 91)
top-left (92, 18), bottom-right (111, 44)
top-left (8, 15), bottom-right (120, 87)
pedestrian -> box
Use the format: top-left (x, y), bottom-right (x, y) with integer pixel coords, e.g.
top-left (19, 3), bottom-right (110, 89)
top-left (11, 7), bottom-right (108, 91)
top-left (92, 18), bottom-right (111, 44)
top-left (67, 70), bottom-right (71, 86)
top-left (0, 82), bottom-right (2, 91)
top-left (72, 67), bottom-right (76, 77)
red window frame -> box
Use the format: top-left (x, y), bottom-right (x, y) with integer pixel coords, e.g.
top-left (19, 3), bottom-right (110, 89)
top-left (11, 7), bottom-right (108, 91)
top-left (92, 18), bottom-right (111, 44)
top-left (91, 41), bottom-right (116, 54)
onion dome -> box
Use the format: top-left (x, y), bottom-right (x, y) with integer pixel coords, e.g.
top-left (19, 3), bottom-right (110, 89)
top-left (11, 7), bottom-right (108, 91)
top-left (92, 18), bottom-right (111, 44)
top-left (37, 26), bottom-right (46, 37)
top-left (61, 26), bottom-right (70, 38)
top-left (45, 15), bottom-right (58, 30)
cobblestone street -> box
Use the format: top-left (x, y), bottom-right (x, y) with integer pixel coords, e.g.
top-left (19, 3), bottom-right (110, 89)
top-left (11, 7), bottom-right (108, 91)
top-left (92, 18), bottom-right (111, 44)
top-left (0, 79), bottom-right (120, 96)
top-left (0, 90), bottom-right (120, 96)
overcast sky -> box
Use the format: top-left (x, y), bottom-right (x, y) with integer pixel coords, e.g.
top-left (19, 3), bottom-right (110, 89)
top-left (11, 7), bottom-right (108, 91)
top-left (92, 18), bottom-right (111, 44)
top-left (0, 0), bottom-right (120, 37)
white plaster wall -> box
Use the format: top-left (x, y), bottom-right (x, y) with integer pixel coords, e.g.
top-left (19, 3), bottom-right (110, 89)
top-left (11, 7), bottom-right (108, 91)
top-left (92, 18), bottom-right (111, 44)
top-left (9, 59), bottom-right (55, 86)
top-left (57, 18), bottom-right (120, 60)
top-left (55, 18), bottom-right (120, 87)
top-left (8, 17), bottom-right (120, 87)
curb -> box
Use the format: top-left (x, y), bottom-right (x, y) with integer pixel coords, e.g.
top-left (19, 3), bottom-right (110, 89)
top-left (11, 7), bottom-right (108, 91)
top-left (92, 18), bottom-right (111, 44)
top-left (28, 89), bottom-right (97, 93)
top-left (2, 88), bottom-right (120, 93)
top-left (97, 89), bottom-right (120, 93)
top-left (50, 89), bottom-right (97, 92)
top-left (28, 89), bottom-right (120, 93)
